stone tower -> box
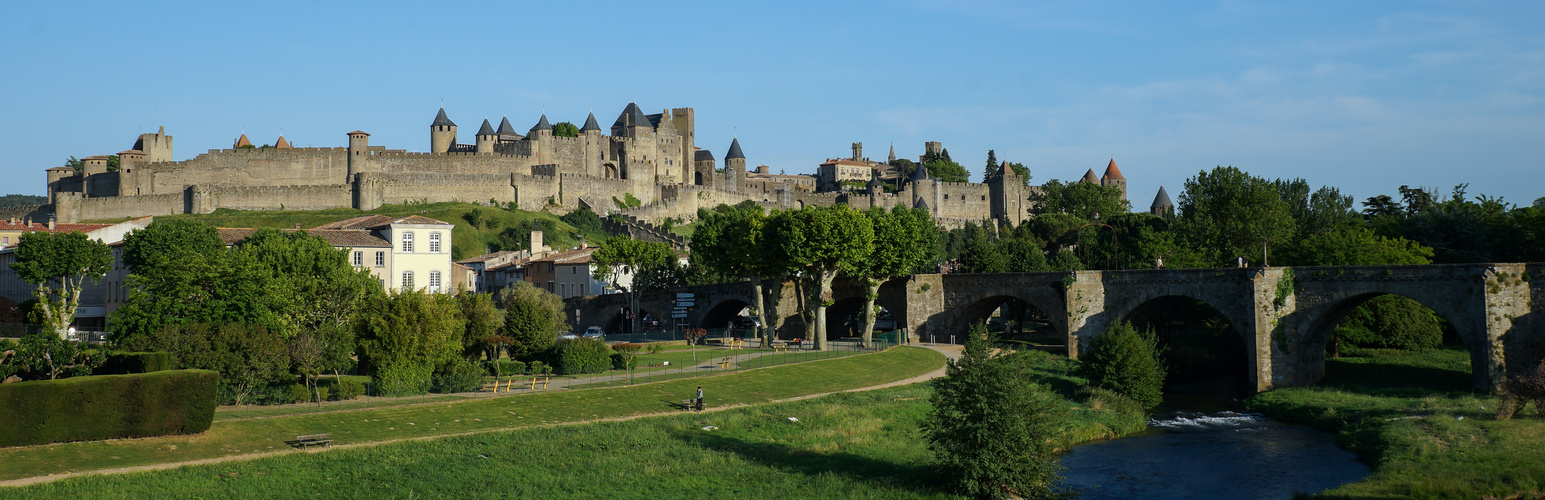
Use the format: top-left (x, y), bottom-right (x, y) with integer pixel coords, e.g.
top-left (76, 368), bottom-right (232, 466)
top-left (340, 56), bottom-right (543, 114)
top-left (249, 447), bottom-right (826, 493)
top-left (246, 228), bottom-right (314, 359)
top-left (528, 114), bottom-right (553, 163)
top-left (475, 119), bottom-right (497, 155)
top-left (1100, 159), bottom-right (1127, 201)
top-left (347, 130), bottom-right (371, 178)
top-left (693, 149), bottom-right (716, 187)
top-left (888, 143), bottom-right (896, 163)
top-left (724, 138), bottom-right (747, 188)
top-left (430, 108), bottom-right (457, 154)
top-left (132, 126), bottom-right (173, 163)
top-left (1150, 185), bottom-right (1174, 217)
top-left (851, 142), bottom-right (863, 161)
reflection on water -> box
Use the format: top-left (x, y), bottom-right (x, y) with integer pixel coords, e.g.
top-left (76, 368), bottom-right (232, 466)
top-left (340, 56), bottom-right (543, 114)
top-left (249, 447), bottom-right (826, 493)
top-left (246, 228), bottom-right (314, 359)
top-left (1059, 410), bottom-right (1369, 499)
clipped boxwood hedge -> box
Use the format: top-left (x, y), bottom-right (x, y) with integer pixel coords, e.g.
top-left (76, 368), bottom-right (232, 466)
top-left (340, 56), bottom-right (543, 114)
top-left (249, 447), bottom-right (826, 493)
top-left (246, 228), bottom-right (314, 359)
top-left (94, 351), bottom-right (174, 375)
top-left (554, 338), bottom-right (612, 375)
top-left (0, 369), bottom-right (219, 447)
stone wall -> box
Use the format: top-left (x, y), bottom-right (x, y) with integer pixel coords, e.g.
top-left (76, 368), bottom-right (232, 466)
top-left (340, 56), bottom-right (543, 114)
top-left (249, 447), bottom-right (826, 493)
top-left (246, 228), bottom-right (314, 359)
top-left (150, 148), bottom-right (349, 193)
top-left (190, 184), bottom-right (353, 213)
top-left (57, 192), bottom-right (185, 222)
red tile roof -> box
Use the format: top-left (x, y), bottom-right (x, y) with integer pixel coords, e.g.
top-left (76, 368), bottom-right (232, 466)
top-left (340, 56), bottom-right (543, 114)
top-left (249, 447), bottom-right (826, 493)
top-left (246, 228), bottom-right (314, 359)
top-left (313, 214), bottom-right (450, 230)
top-left (1102, 159), bottom-right (1126, 181)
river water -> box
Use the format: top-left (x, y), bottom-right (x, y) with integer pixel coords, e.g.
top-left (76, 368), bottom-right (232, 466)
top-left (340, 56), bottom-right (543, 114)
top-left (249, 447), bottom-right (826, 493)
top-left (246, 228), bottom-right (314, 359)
top-left (1059, 385), bottom-right (1370, 499)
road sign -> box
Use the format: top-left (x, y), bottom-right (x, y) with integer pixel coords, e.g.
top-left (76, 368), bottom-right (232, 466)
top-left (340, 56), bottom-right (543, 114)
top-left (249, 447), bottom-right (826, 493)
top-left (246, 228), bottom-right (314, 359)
top-left (676, 293), bottom-right (695, 298)
top-left (671, 313), bottom-right (688, 318)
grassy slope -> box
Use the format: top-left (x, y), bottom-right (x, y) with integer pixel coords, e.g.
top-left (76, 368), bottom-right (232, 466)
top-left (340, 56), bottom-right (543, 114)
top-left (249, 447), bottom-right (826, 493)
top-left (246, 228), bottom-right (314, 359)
top-left (0, 346), bottom-right (944, 482)
top-left (1246, 347), bottom-right (1545, 499)
top-left (89, 202), bottom-right (608, 261)
top-left (9, 349), bottom-right (1143, 499)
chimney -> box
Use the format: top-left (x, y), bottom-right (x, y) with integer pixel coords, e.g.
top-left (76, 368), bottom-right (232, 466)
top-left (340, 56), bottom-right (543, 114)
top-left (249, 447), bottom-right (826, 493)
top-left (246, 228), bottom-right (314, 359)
top-left (48, 216), bottom-right (56, 231)
top-left (530, 230), bottom-right (544, 252)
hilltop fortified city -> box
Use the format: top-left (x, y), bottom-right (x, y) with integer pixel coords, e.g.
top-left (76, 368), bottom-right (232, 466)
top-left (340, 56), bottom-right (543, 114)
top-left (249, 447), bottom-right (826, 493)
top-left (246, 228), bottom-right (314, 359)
top-left (37, 103), bottom-right (1137, 227)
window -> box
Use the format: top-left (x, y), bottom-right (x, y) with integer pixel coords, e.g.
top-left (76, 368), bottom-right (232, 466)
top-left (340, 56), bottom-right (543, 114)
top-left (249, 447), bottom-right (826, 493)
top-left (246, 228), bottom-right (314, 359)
top-left (429, 271), bottom-right (442, 292)
top-left (402, 231), bottom-right (415, 252)
top-left (402, 271), bottom-right (414, 290)
top-left (570, 266), bottom-right (576, 274)
top-left (547, 281), bottom-right (554, 292)
top-left (561, 283), bottom-right (568, 297)
top-left (353, 251), bottom-right (363, 266)
top-left (375, 251), bottom-right (385, 266)
top-left (429, 232), bottom-right (441, 253)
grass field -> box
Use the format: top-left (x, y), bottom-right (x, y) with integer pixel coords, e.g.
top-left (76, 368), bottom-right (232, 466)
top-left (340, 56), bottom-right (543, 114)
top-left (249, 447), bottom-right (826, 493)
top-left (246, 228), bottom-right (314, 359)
top-left (0, 346), bottom-right (945, 484)
top-left (89, 201), bottom-right (608, 260)
top-left (1246, 346), bottom-right (1545, 499)
top-left (6, 348), bottom-right (1143, 499)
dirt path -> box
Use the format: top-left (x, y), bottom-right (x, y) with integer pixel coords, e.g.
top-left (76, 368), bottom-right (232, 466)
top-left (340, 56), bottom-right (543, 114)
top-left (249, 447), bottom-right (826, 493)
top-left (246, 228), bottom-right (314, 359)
top-left (0, 344), bottom-right (961, 488)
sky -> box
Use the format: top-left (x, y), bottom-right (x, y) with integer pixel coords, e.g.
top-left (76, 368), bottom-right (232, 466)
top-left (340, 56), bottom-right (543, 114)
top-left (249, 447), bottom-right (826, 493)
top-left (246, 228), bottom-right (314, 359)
top-left (2, 1), bottom-right (1541, 208)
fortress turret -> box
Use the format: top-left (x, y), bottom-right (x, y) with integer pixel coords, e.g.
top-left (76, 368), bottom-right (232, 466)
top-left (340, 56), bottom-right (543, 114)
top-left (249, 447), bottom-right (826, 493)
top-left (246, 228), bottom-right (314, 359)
top-left (1080, 168), bottom-right (1099, 184)
top-left (580, 112), bottom-right (602, 135)
top-left (529, 114), bottom-right (552, 138)
top-left (133, 126), bottom-right (172, 162)
top-left (724, 138), bottom-right (747, 180)
top-left (476, 119), bottom-right (497, 155)
top-left (1150, 185), bottom-right (1174, 218)
top-left (430, 107), bottom-right (457, 154)
top-left (496, 116), bottom-right (521, 142)
top-left (347, 130), bottom-right (371, 178)
top-left (1100, 159), bottom-right (1127, 201)
top-left (612, 102), bottom-right (652, 136)
top-left (693, 149), bottom-right (716, 187)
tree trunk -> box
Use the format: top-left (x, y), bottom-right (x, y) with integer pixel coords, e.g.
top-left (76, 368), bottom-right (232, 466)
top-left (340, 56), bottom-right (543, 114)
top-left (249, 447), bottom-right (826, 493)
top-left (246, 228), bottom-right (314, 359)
top-left (750, 275), bottom-right (771, 348)
top-left (861, 279), bottom-right (880, 346)
top-left (794, 279), bottom-right (813, 346)
top-left (814, 271), bottom-right (837, 351)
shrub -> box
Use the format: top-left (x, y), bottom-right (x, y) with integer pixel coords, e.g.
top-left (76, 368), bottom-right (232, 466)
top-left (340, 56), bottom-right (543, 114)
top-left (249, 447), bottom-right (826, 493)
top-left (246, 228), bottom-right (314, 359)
top-left (331, 379), bottom-right (366, 401)
top-left (1079, 387), bottom-right (1145, 418)
top-left (282, 383), bottom-right (312, 404)
top-left (490, 360), bottom-right (526, 377)
top-left (1332, 295), bottom-right (1443, 353)
top-left (1498, 360), bottom-right (1545, 420)
top-left (1079, 321), bottom-right (1166, 409)
top-left (646, 343), bottom-right (665, 355)
top-left (372, 363), bottom-right (432, 397)
top-left (435, 359), bottom-right (485, 393)
top-left (554, 338), bottom-right (612, 375)
top-left (0, 369), bottom-right (218, 447)
top-left (527, 361), bottom-right (550, 376)
top-left (94, 351), bottom-right (173, 375)
top-left (612, 343), bottom-right (643, 371)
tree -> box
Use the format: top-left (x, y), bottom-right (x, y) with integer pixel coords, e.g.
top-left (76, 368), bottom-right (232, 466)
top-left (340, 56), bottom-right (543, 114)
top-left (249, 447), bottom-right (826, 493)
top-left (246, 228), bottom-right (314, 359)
top-left (691, 204), bottom-right (781, 346)
top-left (1029, 179), bottom-right (1129, 220)
top-left (1079, 321), bottom-right (1166, 409)
top-left (766, 205), bottom-right (874, 349)
top-left (496, 281), bottom-right (567, 360)
top-left (923, 323), bottom-right (1065, 499)
top-left (458, 292), bottom-right (506, 360)
top-left (10, 332), bottom-right (105, 380)
top-left (1004, 162), bottom-right (1031, 186)
top-left (921, 148), bottom-right (969, 183)
top-left (858, 206), bottom-right (938, 343)
top-left (559, 206), bottom-right (606, 240)
top-left (551, 121), bottom-right (580, 138)
top-left (889, 158), bottom-right (918, 180)
top-left (1276, 226), bottom-right (1433, 266)
top-left (290, 330), bottom-right (326, 402)
top-left (148, 322), bottom-right (290, 405)
top-left (1174, 166), bottom-right (1296, 266)
top-left (592, 239), bottom-right (674, 333)
top-left (1333, 295), bottom-right (1443, 354)
top-left (11, 231), bottom-right (112, 337)
top-left (112, 220), bottom-right (260, 342)
top-left (232, 228), bottom-right (382, 336)
top-left (355, 290), bottom-right (466, 396)
top-left (984, 150), bottom-right (999, 179)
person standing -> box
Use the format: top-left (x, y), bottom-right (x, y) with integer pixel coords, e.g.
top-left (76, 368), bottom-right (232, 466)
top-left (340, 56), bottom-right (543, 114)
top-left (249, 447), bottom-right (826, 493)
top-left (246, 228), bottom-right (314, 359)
top-left (696, 386), bottom-right (704, 411)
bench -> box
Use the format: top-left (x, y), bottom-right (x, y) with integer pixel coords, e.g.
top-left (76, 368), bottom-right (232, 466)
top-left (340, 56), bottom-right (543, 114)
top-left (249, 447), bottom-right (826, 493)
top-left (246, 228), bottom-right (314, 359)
top-left (482, 379), bottom-right (517, 393)
top-left (293, 433), bottom-right (332, 448)
top-left (528, 377), bottom-right (550, 390)
top-left (770, 342), bottom-right (789, 352)
top-left (681, 398), bottom-right (704, 411)
top-left (717, 357), bottom-right (734, 369)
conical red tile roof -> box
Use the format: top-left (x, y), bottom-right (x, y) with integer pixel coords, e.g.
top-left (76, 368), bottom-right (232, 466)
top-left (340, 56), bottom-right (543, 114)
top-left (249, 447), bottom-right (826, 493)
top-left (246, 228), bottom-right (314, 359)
top-left (1102, 159), bottom-right (1125, 181)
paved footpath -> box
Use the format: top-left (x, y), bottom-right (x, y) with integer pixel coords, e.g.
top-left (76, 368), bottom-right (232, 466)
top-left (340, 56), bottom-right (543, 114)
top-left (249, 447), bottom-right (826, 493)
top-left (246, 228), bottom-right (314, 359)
top-left (1, 345), bottom-right (962, 488)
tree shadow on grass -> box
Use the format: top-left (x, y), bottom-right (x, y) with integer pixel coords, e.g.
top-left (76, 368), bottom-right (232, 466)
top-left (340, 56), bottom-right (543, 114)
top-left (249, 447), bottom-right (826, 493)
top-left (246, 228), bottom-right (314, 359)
top-left (1319, 353), bottom-right (1474, 397)
top-left (669, 430), bottom-right (950, 495)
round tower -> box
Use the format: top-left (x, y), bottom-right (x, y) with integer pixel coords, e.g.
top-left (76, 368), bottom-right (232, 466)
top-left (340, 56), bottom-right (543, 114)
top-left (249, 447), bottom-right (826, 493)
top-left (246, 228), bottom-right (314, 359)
top-left (347, 130), bottom-right (371, 178)
top-left (430, 107), bottom-right (457, 154)
top-left (475, 119), bottom-right (497, 155)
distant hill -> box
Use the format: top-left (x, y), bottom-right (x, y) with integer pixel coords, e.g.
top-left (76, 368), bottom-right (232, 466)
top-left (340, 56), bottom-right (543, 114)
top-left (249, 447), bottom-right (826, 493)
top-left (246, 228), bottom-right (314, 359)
top-left (0, 194), bottom-right (45, 208)
top-left (88, 202), bottom-right (612, 261)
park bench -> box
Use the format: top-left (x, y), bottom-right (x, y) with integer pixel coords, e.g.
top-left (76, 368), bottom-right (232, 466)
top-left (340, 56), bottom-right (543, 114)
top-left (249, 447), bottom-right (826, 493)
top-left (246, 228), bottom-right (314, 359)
top-left (528, 376), bottom-right (550, 390)
top-left (770, 342), bottom-right (789, 352)
top-left (292, 433), bottom-right (332, 448)
top-left (482, 380), bottom-right (516, 393)
top-left (717, 357), bottom-right (735, 369)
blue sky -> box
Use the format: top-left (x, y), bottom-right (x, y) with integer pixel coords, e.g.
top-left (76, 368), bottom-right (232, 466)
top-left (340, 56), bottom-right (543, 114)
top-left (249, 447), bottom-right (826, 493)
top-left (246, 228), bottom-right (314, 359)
top-left (2, 1), bottom-right (1541, 208)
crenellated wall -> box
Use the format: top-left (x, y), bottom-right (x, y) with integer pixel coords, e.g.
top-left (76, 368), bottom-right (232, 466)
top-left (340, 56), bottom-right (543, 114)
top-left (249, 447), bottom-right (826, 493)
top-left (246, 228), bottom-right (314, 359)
top-left (189, 184), bottom-right (353, 213)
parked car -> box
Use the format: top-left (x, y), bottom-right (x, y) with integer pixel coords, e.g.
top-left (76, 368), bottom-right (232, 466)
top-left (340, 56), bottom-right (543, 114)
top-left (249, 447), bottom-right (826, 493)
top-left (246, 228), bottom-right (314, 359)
top-left (584, 326), bottom-right (605, 340)
top-left (558, 331), bottom-right (579, 340)
top-left (734, 316), bottom-right (761, 328)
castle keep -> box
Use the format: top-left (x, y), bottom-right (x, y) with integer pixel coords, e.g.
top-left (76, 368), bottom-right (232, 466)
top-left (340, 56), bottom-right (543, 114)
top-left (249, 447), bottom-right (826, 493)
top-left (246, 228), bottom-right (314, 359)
top-left (42, 103), bottom-right (1123, 227)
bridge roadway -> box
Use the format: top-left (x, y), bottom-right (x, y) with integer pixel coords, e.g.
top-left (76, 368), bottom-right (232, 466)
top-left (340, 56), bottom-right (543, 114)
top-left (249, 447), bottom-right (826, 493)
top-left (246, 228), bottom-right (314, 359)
top-left (568, 263), bottom-right (1544, 392)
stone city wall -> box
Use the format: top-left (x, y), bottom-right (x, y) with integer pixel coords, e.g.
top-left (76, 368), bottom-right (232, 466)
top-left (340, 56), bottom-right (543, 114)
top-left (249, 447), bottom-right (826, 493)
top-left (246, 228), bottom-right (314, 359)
top-left (57, 192), bottom-right (184, 223)
top-left (190, 184), bottom-right (353, 213)
top-left (149, 148), bottom-right (348, 193)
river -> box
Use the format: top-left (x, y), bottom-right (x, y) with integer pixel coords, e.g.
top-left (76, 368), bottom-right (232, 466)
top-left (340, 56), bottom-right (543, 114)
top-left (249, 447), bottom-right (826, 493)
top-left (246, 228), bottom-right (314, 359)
top-left (1059, 383), bottom-right (1370, 499)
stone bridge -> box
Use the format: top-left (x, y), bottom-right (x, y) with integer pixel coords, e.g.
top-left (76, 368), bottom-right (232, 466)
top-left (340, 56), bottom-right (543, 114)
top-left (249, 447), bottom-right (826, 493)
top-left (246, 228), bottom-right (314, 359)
top-left (568, 263), bottom-right (1544, 392)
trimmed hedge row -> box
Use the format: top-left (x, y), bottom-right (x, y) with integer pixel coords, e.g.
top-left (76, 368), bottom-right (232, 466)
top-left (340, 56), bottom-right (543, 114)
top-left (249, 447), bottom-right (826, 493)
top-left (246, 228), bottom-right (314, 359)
top-left (94, 351), bottom-right (174, 375)
top-left (0, 369), bottom-right (219, 447)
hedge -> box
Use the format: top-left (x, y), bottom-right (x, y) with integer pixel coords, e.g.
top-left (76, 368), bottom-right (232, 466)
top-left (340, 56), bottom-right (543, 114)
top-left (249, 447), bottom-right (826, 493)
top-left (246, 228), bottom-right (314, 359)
top-left (554, 338), bottom-right (612, 375)
top-left (0, 369), bottom-right (219, 447)
top-left (94, 351), bottom-right (173, 375)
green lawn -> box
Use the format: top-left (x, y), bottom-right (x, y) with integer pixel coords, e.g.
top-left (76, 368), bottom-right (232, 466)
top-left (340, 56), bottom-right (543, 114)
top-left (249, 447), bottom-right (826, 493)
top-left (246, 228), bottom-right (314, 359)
top-left (1246, 346), bottom-right (1545, 499)
top-left (0, 346), bottom-right (945, 483)
top-left (7, 349), bottom-right (1143, 499)
top-left (88, 201), bottom-right (608, 261)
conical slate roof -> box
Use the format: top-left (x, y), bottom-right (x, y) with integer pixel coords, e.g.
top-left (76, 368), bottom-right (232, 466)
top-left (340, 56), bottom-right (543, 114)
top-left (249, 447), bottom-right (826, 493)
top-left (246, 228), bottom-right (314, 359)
top-left (725, 138), bottom-right (746, 160)
top-left (1080, 168), bottom-right (1100, 184)
top-left (613, 102), bottom-right (652, 129)
top-left (694, 150), bottom-right (715, 162)
top-left (496, 117), bottom-right (517, 135)
top-left (529, 114), bottom-right (552, 133)
top-left (477, 119), bottom-right (497, 136)
top-left (580, 112), bottom-right (602, 132)
top-left (1150, 186), bottom-right (1174, 212)
top-left (1102, 158), bottom-right (1126, 181)
top-left (431, 107), bottom-right (456, 128)
top-left (912, 163), bottom-right (931, 181)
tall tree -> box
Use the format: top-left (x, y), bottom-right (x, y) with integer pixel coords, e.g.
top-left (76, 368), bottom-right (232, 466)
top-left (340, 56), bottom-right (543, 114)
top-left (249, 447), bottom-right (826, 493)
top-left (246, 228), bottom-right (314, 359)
top-left (858, 206), bottom-right (938, 344)
top-left (232, 228), bottom-right (381, 336)
top-left (354, 290), bottom-right (465, 396)
top-left (765, 205), bottom-right (874, 349)
top-left (1174, 166), bottom-right (1296, 266)
top-left (11, 231), bottom-right (112, 337)
top-left (591, 238), bottom-right (674, 333)
top-left (551, 122), bottom-right (580, 138)
top-left (921, 147), bottom-right (970, 183)
top-left (923, 323), bottom-right (1065, 499)
top-left (1029, 179), bottom-right (1130, 220)
top-left (457, 292), bottom-right (506, 360)
top-left (984, 150), bottom-right (999, 179)
top-left (690, 204), bottom-right (782, 346)
top-left (1004, 161), bottom-right (1031, 186)
top-left (112, 220), bottom-right (258, 341)
top-left (496, 280), bottom-right (568, 359)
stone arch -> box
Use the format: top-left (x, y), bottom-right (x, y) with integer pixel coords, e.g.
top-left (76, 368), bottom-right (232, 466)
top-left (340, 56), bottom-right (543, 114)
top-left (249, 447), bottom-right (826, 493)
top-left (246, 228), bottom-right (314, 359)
top-left (604, 163), bottom-right (619, 179)
top-left (694, 171), bottom-right (704, 186)
top-left (824, 296), bottom-right (904, 339)
top-left (1283, 286), bottom-right (1490, 389)
top-left (1119, 295), bottom-right (1253, 388)
top-left (943, 292), bottom-right (1066, 345)
top-left (698, 297), bottom-right (753, 329)
top-left (796, 200), bottom-right (805, 209)
top-left (605, 305), bottom-right (660, 334)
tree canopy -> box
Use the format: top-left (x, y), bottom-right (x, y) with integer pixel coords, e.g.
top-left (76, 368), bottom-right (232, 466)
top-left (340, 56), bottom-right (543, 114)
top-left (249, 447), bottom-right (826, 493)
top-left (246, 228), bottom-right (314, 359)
top-left (11, 231), bottom-right (112, 335)
top-left (1174, 166), bottom-right (1296, 266)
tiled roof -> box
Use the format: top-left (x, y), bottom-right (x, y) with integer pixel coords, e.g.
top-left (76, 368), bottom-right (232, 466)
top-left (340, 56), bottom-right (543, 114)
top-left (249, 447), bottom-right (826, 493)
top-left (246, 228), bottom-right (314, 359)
top-left (530, 114), bottom-right (552, 133)
top-left (0, 221), bottom-right (114, 233)
top-left (613, 102), bottom-right (652, 129)
top-left (496, 117), bottom-right (517, 136)
top-left (458, 250), bottom-right (520, 264)
top-left (694, 150), bottom-right (715, 161)
top-left (274, 136), bottom-right (292, 149)
top-left (118, 149), bottom-right (144, 156)
top-left (1102, 159), bottom-right (1126, 181)
top-left (529, 246), bottom-right (596, 265)
top-left (234, 134), bottom-right (252, 148)
top-left (580, 112), bottom-right (601, 132)
top-left (821, 159), bottom-right (870, 167)
top-left (1080, 168), bottom-right (1100, 184)
top-left (348, 130), bottom-right (370, 136)
top-left (312, 214), bottom-right (451, 230)
top-left (216, 227), bottom-right (391, 247)
top-left (1151, 186), bottom-right (1174, 211)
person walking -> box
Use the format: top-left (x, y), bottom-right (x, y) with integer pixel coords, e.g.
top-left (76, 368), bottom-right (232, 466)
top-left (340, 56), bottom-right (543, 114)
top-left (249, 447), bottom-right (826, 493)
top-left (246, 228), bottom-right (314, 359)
top-left (695, 386), bottom-right (705, 411)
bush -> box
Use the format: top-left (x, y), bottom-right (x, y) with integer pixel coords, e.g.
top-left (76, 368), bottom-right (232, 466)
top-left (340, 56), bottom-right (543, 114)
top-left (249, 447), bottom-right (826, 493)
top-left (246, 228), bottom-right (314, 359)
top-left (282, 383), bottom-right (311, 404)
top-left (435, 359), bottom-right (485, 393)
top-left (490, 360), bottom-right (526, 377)
top-left (527, 361), bottom-right (551, 376)
top-left (94, 351), bottom-right (173, 375)
top-left (331, 379), bottom-right (366, 401)
top-left (611, 352), bottom-right (639, 370)
top-left (1079, 387), bottom-right (1146, 418)
top-left (0, 369), bottom-right (218, 447)
top-left (1333, 295), bottom-right (1443, 353)
top-left (554, 338), bottom-right (612, 375)
top-left (372, 363), bottom-right (432, 397)
top-left (1079, 321), bottom-right (1166, 409)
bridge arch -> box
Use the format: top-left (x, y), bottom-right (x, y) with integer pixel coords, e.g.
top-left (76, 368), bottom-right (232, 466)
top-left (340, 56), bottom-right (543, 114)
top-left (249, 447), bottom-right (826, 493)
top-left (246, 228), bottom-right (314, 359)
top-left (1120, 295), bottom-right (1252, 390)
